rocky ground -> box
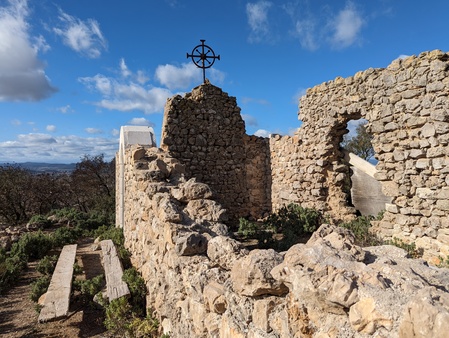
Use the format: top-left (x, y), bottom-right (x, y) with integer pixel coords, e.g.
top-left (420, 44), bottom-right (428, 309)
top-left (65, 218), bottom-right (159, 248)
top-left (0, 238), bottom-right (112, 338)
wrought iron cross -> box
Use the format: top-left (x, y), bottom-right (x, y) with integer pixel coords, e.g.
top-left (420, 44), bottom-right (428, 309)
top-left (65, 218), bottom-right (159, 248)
top-left (187, 39), bottom-right (220, 83)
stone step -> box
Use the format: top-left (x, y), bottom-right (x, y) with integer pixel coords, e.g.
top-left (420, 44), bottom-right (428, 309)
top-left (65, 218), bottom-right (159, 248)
top-left (100, 239), bottom-right (130, 301)
top-left (38, 244), bottom-right (77, 323)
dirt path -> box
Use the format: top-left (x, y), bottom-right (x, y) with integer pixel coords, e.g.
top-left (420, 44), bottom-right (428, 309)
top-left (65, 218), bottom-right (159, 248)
top-left (0, 238), bottom-right (112, 338)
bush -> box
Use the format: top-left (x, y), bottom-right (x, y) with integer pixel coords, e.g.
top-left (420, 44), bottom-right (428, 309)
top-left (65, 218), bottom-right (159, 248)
top-left (127, 310), bottom-right (160, 338)
top-left (123, 267), bottom-right (147, 316)
top-left (104, 297), bottom-right (132, 335)
top-left (73, 274), bottom-right (105, 300)
top-left (28, 214), bottom-right (52, 229)
top-left (30, 275), bottom-right (51, 302)
top-left (52, 226), bottom-right (82, 247)
top-left (10, 230), bottom-right (54, 260)
top-left (339, 215), bottom-right (381, 247)
top-left (385, 237), bottom-right (423, 259)
top-left (36, 255), bottom-right (58, 276)
top-left (266, 204), bottom-right (322, 251)
top-left (0, 254), bottom-right (27, 294)
top-left (237, 204), bottom-right (323, 251)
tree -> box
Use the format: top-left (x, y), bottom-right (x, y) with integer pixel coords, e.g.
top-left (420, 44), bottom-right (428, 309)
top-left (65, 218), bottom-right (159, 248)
top-left (70, 154), bottom-right (115, 215)
top-left (0, 166), bottom-right (34, 224)
top-left (342, 122), bottom-right (375, 161)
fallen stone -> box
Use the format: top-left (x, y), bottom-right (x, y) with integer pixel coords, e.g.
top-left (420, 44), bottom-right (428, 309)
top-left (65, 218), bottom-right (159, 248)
top-left (231, 249), bottom-right (288, 297)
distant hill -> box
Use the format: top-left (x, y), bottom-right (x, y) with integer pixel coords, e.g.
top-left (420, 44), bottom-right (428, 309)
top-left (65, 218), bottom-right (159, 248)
top-left (0, 162), bottom-right (77, 174)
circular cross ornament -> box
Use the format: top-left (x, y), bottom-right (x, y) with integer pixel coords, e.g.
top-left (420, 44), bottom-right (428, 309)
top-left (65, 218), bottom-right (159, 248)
top-left (187, 39), bottom-right (220, 83)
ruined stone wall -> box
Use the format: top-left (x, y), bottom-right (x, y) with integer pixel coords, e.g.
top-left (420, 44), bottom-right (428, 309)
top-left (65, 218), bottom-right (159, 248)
top-left (121, 145), bottom-right (449, 338)
top-left (243, 135), bottom-right (272, 218)
top-left (294, 49), bottom-right (449, 259)
top-left (160, 82), bottom-right (273, 223)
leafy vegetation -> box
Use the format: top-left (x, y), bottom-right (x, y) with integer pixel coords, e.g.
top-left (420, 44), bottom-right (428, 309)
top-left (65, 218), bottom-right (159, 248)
top-left (238, 203), bottom-right (323, 251)
top-left (0, 155), bottom-right (115, 226)
top-left (340, 213), bottom-right (424, 258)
top-left (339, 215), bottom-right (382, 247)
top-left (73, 274), bottom-right (105, 302)
top-left (384, 237), bottom-right (424, 258)
top-left (30, 275), bottom-right (51, 302)
top-left (342, 121), bottom-right (375, 161)
top-left (36, 255), bottom-right (58, 276)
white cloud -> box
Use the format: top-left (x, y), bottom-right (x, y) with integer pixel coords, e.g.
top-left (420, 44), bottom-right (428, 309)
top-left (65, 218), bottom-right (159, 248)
top-left (329, 2), bottom-right (363, 48)
top-left (294, 18), bottom-right (318, 51)
top-left (111, 128), bottom-right (120, 137)
top-left (254, 129), bottom-right (271, 137)
top-left (242, 114), bottom-right (258, 127)
top-left (81, 74), bottom-right (112, 95)
top-left (54, 9), bottom-right (107, 58)
top-left (0, 133), bottom-right (119, 163)
top-left (155, 63), bottom-right (201, 90)
top-left (0, 0), bottom-right (56, 101)
top-left (128, 117), bottom-right (155, 127)
top-left (80, 60), bottom-right (176, 114)
top-left (85, 127), bottom-right (103, 134)
top-left (246, 1), bottom-right (272, 43)
top-left (56, 104), bottom-right (73, 114)
top-left (46, 125), bottom-right (56, 132)
top-left (11, 119), bottom-right (22, 126)
top-left (120, 58), bottom-right (131, 78)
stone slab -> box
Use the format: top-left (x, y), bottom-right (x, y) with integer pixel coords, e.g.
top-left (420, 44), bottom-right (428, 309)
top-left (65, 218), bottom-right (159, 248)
top-left (38, 244), bottom-right (77, 323)
top-left (100, 239), bottom-right (130, 301)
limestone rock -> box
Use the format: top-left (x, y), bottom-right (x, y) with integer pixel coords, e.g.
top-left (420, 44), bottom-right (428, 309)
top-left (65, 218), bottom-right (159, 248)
top-left (398, 287), bottom-right (449, 338)
top-left (175, 232), bottom-right (208, 256)
top-left (184, 199), bottom-right (228, 222)
top-left (231, 249), bottom-right (288, 297)
top-left (349, 297), bottom-right (393, 334)
top-left (207, 235), bottom-right (248, 270)
top-left (172, 178), bottom-right (213, 202)
top-left (203, 281), bottom-right (227, 314)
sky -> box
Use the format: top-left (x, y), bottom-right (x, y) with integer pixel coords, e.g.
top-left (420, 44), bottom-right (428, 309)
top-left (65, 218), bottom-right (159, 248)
top-left (0, 0), bottom-right (447, 164)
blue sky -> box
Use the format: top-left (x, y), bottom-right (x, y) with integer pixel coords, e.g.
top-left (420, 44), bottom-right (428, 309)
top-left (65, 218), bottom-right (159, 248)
top-left (0, 0), bottom-right (447, 163)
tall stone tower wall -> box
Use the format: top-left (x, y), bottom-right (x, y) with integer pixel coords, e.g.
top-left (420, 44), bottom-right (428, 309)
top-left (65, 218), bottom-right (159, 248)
top-left (160, 83), bottom-right (271, 223)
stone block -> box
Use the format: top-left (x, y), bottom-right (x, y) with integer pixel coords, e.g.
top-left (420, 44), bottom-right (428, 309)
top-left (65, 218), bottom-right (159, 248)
top-left (231, 249), bottom-right (288, 297)
top-left (253, 298), bottom-right (276, 332)
top-left (203, 282), bottom-right (227, 314)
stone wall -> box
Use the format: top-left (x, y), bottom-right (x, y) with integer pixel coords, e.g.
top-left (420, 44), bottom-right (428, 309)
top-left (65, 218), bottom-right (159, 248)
top-left (121, 146), bottom-right (449, 338)
top-left (295, 50), bottom-right (449, 260)
top-left (157, 50), bottom-right (449, 258)
top-left (160, 82), bottom-right (274, 222)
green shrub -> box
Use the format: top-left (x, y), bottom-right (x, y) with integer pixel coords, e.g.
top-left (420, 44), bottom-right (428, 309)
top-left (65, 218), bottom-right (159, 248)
top-left (52, 226), bottom-right (82, 247)
top-left (104, 296), bottom-right (132, 335)
top-left (28, 214), bottom-right (52, 229)
top-left (0, 254), bottom-right (27, 293)
top-left (123, 267), bottom-right (147, 316)
top-left (339, 215), bottom-right (382, 247)
top-left (36, 255), bottom-right (58, 276)
top-left (95, 226), bottom-right (125, 247)
top-left (10, 230), bottom-right (54, 260)
top-left (237, 204), bottom-right (323, 251)
top-left (127, 310), bottom-right (160, 338)
top-left (73, 274), bottom-right (105, 300)
top-left (73, 262), bottom-right (83, 275)
top-left (267, 204), bottom-right (323, 251)
top-left (30, 275), bottom-right (51, 302)
top-left (385, 237), bottom-right (423, 258)
top-left (237, 218), bottom-right (260, 238)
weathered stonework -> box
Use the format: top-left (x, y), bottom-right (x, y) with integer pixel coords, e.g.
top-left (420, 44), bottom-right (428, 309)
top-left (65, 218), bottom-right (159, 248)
top-left (297, 50), bottom-right (449, 260)
top-left (120, 146), bottom-right (449, 337)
